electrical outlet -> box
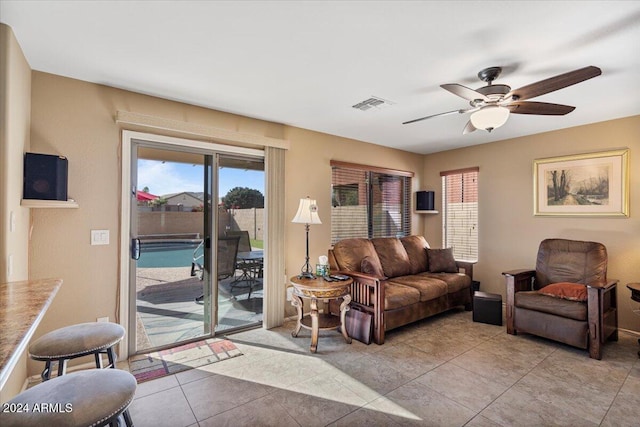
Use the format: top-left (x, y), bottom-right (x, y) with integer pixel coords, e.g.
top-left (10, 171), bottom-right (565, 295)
top-left (97, 317), bottom-right (109, 323)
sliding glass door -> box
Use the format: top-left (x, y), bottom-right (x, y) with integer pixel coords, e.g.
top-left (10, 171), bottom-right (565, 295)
top-left (127, 141), bottom-right (265, 354)
top-left (129, 143), bottom-right (214, 352)
top-left (215, 154), bottom-right (265, 333)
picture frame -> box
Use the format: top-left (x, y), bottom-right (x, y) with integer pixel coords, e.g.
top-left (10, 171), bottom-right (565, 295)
top-left (533, 149), bottom-right (629, 217)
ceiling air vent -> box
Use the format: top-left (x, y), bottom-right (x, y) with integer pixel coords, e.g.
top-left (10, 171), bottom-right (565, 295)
top-left (352, 96), bottom-right (395, 111)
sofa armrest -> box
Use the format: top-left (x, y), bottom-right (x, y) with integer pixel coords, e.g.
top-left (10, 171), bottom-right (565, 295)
top-left (455, 260), bottom-right (475, 280)
top-left (333, 270), bottom-right (386, 345)
top-left (503, 269), bottom-right (535, 334)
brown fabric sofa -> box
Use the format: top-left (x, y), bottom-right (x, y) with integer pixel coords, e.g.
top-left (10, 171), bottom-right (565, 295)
top-left (328, 235), bottom-right (474, 344)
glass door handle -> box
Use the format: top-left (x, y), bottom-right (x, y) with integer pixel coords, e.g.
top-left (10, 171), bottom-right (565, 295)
top-left (131, 238), bottom-right (141, 260)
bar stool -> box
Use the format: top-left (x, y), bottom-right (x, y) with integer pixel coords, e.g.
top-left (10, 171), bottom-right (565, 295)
top-left (29, 322), bottom-right (125, 381)
top-left (0, 369), bottom-right (136, 427)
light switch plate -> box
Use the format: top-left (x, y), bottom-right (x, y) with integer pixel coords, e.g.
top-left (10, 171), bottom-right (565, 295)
top-left (91, 229), bottom-right (110, 245)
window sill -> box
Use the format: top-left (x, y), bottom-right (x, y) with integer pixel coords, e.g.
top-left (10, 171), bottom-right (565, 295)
top-left (21, 199), bottom-right (79, 209)
top-left (416, 210), bottom-right (438, 214)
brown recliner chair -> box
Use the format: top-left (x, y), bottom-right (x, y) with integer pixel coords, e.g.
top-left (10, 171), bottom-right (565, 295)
top-left (503, 238), bottom-right (618, 359)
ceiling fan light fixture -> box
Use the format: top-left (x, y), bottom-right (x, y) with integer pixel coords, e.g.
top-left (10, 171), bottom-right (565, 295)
top-left (470, 105), bottom-right (510, 132)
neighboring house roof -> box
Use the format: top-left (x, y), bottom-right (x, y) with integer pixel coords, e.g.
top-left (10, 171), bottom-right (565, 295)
top-left (161, 192), bottom-right (204, 201)
top-left (162, 192), bottom-right (204, 207)
top-left (136, 190), bottom-right (158, 201)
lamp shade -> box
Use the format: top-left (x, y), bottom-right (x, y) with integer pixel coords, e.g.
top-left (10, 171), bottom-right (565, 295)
top-left (470, 105), bottom-right (510, 131)
top-left (291, 197), bottom-right (322, 225)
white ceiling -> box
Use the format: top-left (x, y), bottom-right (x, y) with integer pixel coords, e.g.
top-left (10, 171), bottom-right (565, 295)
top-left (2, 1), bottom-right (639, 154)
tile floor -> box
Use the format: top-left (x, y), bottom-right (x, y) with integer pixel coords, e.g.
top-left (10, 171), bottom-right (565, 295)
top-left (127, 309), bottom-right (640, 426)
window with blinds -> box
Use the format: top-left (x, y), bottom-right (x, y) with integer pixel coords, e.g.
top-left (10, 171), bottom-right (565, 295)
top-left (331, 161), bottom-right (412, 244)
top-left (441, 168), bottom-right (478, 262)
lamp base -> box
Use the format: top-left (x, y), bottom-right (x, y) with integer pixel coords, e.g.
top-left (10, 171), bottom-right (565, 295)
top-left (298, 272), bottom-right (316, 280)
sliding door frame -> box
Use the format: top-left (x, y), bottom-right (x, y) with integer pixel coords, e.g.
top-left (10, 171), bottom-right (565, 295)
top-left (120, 130), bottom-right (264, 358)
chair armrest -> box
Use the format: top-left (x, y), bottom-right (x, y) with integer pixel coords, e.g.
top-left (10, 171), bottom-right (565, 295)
top-left (455, 260), bottom-right (475, 280)
top-left (503, 269), bottom-right (535, 292)
top-left (333, 270), bottom-right (386, 345)
top-left (587, 279), bottom-right (619, 290)
top-left (503, 269), bottom-right (535, 335)
top-left (502, 269), bottom-right (536, 278)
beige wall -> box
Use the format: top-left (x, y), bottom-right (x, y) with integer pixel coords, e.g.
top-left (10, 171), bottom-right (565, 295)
top-left (0, 24), bottom-right (31, 283)
top-left (423, 115), bottom-right (640, 332)
top-left (0, 23), bottom-right (32, 402)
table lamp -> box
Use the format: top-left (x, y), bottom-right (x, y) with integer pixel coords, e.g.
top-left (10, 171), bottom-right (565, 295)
top-left (291, 196), bottom-right (322, 279)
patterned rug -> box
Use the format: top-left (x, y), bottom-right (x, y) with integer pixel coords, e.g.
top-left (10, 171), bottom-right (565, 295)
top-left (129, 337), bottom-right (243, 383)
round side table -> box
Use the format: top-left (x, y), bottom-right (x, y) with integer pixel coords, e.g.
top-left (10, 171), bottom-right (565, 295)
top-left (289, 275), bottom-right (352, 353)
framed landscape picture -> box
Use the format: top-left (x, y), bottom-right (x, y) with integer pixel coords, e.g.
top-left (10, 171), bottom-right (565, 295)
top-left (533, 149), bottom-right (629, 217)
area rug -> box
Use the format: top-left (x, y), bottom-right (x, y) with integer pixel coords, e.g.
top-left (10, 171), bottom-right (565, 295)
top-left (128, 337), bottom-right (243, 383)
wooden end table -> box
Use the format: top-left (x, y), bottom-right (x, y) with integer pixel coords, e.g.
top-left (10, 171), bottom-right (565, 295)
top-left (289, 275), bottom-right (352, 353)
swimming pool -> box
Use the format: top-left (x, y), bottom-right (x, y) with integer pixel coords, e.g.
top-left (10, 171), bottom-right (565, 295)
top-left (137, 240), bottom-right (202, 268)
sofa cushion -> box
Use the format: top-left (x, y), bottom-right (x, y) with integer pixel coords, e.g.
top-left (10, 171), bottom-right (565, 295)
top-left (420, 272), bottom-right (471, 294)
top-left (383, 281), bottom-right (421, 310)
top-left (539, 282), bottom-right (587, 302)
top-left (332, 238), bottom-right (381, 273)
top-left (515, 291), bottom-right (587, 321)
top-left (361, 256), bottom-right (387, 280)
top-left (427, 248), bottom-right (458, 273)
top-left (388, 275), bottom-right (447, 302)
top-left (372, 237), bottom-right (412, 278)
top-left (400, 235), bottom-right (430, 274)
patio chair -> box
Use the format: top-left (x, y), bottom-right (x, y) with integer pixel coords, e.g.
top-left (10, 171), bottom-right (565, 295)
top-left (225, 230), bottom-right (252, 252)
top-left (195, 235), bottom-right (240, 303)
top-left (226, 230), bottom-right (263, 296)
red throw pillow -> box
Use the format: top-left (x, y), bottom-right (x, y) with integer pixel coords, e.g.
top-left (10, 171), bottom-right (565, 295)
top-left (538, 282), bottom-right (588, 301)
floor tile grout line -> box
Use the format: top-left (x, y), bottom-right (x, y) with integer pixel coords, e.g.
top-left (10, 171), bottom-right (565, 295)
top-left (178, 379), bottom-right (201, 426)
top-left (598, 362), bottom-right (637, 426)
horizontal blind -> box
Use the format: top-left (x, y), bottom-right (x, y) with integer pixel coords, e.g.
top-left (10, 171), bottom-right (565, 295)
top-left (370, 173), bottom-right (410, 239)
top-left (332, 164), bottom-right (411, 244)
top-left (441, 168), bottom-right (478, 262)
top-left (332, 167), bottom-right (369, 242)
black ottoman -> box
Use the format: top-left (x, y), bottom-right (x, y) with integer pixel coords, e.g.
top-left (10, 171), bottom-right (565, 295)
top-left (473, 291), bottom-right (502, 326)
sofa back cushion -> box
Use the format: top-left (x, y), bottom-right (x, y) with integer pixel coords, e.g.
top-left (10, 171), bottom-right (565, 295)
top-left (332, 238), bottom-right (382, 273)
top-left (400, 235), bottom-right (430, 274)
top-left (535, 238), bottom-right (608, 289)
top-left (371, 237), bottom-right (412, 278)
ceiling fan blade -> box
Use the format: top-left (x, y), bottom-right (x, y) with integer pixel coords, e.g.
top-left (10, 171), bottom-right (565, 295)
top-left (441, 84), bottom-right (489, 102)
top-left (505, 66), bottom-right (601, 101)
top-left (463, 120), bottom-right (477, 135)
top-left (507, 101), bottom-right (575, 115)
top-left (402, 109), bottom-right (464, 125)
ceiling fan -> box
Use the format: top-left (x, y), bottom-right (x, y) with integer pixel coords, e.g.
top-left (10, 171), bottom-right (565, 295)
top-left (403, 65), bottom-right (602, 134)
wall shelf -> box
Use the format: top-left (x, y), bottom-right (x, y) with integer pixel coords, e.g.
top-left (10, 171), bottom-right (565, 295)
top-left (21, 199), bottom-right (79, 209)
top-left (416, 210), bottom-right (438, 214)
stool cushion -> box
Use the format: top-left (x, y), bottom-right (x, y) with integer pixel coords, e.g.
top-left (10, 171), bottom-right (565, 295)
top-left (0, 369), bottom-right (136, 427)
top-left (29, 322), bottom-right (125, 360)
